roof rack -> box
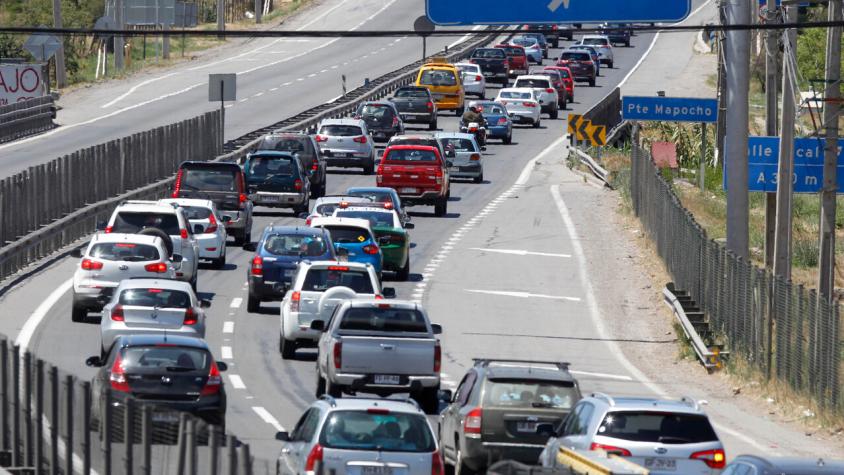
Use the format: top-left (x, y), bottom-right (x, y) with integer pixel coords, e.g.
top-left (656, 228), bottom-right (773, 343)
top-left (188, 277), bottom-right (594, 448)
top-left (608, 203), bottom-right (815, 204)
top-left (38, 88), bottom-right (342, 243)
top-left (590, 392), bottom-right (616, 406)
top-left (472, 358), bottom-right (570, 371)
top-left (318, 395), bottom-right (337, 407)
top-left (322, 396), bottom-right (422, 411)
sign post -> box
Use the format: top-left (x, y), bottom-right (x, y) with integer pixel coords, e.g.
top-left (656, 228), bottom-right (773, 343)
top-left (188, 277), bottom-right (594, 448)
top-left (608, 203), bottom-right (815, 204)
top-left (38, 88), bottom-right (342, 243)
top-left (208, 74), bottom-right (236, 148)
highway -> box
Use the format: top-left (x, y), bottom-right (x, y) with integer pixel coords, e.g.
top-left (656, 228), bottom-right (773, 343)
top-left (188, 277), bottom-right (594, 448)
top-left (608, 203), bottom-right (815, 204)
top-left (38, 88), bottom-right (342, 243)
top-left (0, 0), bottom-right (840, 467)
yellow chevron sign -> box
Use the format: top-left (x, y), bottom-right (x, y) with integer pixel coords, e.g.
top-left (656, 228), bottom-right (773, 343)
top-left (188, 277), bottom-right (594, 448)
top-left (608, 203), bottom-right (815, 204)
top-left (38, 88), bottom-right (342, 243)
top-left (586, 123), bottom-right (606, 147)
top-left (567, 114), bottom-right (586, 140)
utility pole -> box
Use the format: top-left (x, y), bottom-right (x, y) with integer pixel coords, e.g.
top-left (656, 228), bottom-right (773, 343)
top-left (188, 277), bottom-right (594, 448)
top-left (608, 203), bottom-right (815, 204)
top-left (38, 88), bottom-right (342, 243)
top-left (773, 3), bottom-right (798, 280)
top-left (716, 4), bottom-right (728, 177)
top-left (818, 0), bottom-right (842, 301)
top-left (255, 0), bottom-right (262, 23)
top-left (764, 5), bottom-right (779, 268)
top-left (51, 0), bottom-right (66, 88)
top-left (724, 0), bottom-right (752, 260)
top-left (217, 0), bottom-right (225, 39)
top-left (115, 0), bottom-right (125, 70)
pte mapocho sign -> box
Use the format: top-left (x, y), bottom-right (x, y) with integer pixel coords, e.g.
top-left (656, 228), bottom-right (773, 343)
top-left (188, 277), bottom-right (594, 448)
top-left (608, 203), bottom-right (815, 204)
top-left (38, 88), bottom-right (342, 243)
top-left (0, 64), bottom-right (47, 106)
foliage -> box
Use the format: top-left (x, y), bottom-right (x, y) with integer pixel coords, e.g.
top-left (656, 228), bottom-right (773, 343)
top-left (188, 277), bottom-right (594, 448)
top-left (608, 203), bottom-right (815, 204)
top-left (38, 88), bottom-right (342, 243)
top-left (795, 7), bottom-right (844, 93)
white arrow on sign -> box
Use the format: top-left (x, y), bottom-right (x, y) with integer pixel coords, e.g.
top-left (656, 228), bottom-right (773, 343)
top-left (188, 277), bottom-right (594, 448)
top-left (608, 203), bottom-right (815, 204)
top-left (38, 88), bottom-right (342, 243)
top-left (547, 0), bottom-right (571, 12)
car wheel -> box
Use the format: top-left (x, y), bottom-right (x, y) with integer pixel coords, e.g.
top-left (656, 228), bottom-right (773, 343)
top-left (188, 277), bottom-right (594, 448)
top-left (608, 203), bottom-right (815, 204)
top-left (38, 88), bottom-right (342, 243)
top-left (434, 200), bottom-right (447, 217)
top-left (429, 119), bottom-right (438, 131)
top-left (315, 373), bottom-right (326, 397)
top-left (552, 39), bottom-right (559, 48)
top-left (550, 106), bottom-right (558, 120)
top-left (326, 380), bottom-right (342, 398)
top-left (294, 197), bottom-right (310, 215)
top-left (363, 158), bottom-right (375, 175)
top-left (416, 386), bottom-right (440, 414)
top-left (397, 256), bottom-right (410, 281)
top-left (456, 446), bottom-right (475, 475)
top-left (533, 119), bottom-right (541, 128)
top-left (455, 106), bottom-right (464, 117)
top-left (569, 94), bottom-right (574, 104)
top-left (71, 305), bottom-right (86, 323)
top-left (589, 78), bottom-right (596, 87)
top-left (608, 60), bottom-right (614, 68)
top-left (503, 132), bottom-right (512, 145)
top-left (279, 333), bottom-right (296, 360)
top-left (625, 40), bottom-right (631, 47)
top-left (212, 247), bottom-right (226, 270)
top-left (473, 173), bottom-right (483, 184)
top-left (246, 294), bottom-right (260, 313)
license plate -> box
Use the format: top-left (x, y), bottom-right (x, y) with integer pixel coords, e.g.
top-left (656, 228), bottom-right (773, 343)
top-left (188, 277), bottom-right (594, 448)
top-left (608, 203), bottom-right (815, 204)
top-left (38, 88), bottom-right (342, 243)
top-left (644, 458), bottom-right (677, 471)
top-left (400, 187), bottom-right (417, 194)
top-left (516, 422), bottom-right (537, 433)
top-left (260, 195), bottom-right (280, 202)
top-left (361, 467), bottom-right (392, 475)
top-left (483, 72), bottom-right (492, 76)
top-left (373, 374), bottom-right (401, 385)
top-left (450, 166), bottom-right (460, 172)
top-left (284, 269), bottom-right (295, 277)
top-left (345, 153), bottom-right (355, 158)
top-left (152, 412), bottom-right (180, 423)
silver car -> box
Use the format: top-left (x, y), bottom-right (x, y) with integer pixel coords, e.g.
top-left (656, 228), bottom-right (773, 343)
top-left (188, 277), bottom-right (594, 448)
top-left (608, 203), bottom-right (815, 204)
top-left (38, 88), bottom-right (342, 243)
top-left (316, 118), bottom-right (376, 174)
top-left (276, 397), bottom-right (444, 475)
top-left (99, 279), bottom-right (209, 357)
top-left (435, 132), bottom-right (484, 183)
top-left (576, 35), bottom-right (615, 68)
top-left (539, 393), bottom-right (726, 474)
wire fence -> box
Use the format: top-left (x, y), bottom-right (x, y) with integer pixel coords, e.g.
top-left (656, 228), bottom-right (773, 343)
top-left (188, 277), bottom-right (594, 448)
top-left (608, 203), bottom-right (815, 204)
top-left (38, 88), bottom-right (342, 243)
top-left (630, 140), bottom-right (843, 417)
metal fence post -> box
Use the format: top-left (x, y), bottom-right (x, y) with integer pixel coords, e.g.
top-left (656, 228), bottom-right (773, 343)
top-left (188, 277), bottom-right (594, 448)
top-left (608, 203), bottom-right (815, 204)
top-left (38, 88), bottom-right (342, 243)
top-left (23, 351), bottom-right (32, 468)
top-left (49, 366), bottom-right (58, 474)
top-left (227, 435), bottom-right (237, 475)
top-left (11, 345), bottom-right (19, 468)
top-left (124, 398), bottom-right (134, 475)
top-left (0, 338), bottom-right (8, 456)
top-left (64, 374), bottom-right (73, 475)
top-left (34, 360), bottom-right (43, 474)
top-left (209, 425), bottom-right (220, 475)
top-left (176, 413), bottom-right (187, 474)
top-left (186, 417), bottom-right (197, 475)
top-left (140, 404), bottom-right (150, 475)
top-left (81, 381), bottom-right (91, 475)
top-left (102, 388), bottom-right (112, 475)
top-left (240, 443), bottom-right (251, 475)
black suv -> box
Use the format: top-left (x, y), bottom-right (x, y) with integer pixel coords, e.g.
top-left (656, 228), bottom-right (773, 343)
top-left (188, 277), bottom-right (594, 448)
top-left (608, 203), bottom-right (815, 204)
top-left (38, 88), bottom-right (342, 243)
top-left (256, 133), bottom-right (326, 198)
top-left (438, 359), bottom-right (582, 474)
top-left (355, 101), bottom-right (405, 142)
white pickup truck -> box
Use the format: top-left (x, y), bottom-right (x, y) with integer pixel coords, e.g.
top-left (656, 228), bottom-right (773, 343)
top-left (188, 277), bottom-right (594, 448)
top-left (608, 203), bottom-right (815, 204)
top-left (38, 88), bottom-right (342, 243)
top-left (311, 300), bottom-right (443, 413)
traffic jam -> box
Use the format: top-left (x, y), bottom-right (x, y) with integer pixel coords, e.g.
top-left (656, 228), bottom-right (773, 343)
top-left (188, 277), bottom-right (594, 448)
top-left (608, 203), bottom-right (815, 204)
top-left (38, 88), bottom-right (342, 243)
top-left (67, 23), bottom-right (784, 475)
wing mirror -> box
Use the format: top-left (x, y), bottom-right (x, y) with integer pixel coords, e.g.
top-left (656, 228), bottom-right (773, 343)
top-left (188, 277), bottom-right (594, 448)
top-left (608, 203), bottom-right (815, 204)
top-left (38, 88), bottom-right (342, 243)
top-left (275, 431), bottom-right (290, 442)
top-left (85, 356), bottom-right (104, 367)
top-left (200, 299), bottom-right (212, 309)
top-left (481, 146), bottom-right (487, 151)
top-left (437, 389), bottom-right (453, 403)
top-left (310, 320), bottom-right (326, 332)
top-left (445, 160), bottom-right (454, 168)
top-left (431, 323), bottom-right (442, 335)
top-left (70, 248), bottom-right (83, 259)
top-left (221, 215), bottom-right (233, 223)
top-left (171, 254), bottom-right (184, 263)
top-left (378, 236), bottom-right (391, 246)
top-left (381, 287), bottom-right (396, 299)
top-left (216, 361), bottom-right (228, 372)
top-left (404, 222), bottom-right (415, 230)
top-left (298, 212), bottom-right (310, 219)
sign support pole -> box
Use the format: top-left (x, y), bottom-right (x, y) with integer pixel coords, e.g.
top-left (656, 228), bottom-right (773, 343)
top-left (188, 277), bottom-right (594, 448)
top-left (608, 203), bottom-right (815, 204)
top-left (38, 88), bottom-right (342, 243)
top-left (217, 0), bottom-right (225, 39)
top-left (115, 0), bottom-right (125, 71)
top-left (764, 5), bottom-right (778, 269)
top-left (220, 82), bottom-right (225, 149)
top-left (774, 3), bottom-right (797, 281)
top-left (699, 123), bottom-right (706, 191)
top-left (51, 0), bottom-right (66, 88)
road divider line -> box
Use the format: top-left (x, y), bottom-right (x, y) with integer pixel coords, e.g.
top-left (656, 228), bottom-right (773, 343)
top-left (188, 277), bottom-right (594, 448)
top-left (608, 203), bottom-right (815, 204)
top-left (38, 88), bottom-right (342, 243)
top-left (16, 279), bottom-right (73, 350)
top-left (228, 374), bottom-right (246, 389)
top-left (569, 370), bottom-right (633, 381)
top-left (222, 321), bottom-right (235, 333)
top-left (221, 346), bottom-right (233, 359)
top-left (251, 406), bottom-right (285, 432)
top-left (465, 289), bottom-right (581, 302)
top-left (101, 73), bottom-right (177, 108)
top-left (230, 298), bottom-right (243, 309)
top-left (470, 248), bottom-right (571, 258)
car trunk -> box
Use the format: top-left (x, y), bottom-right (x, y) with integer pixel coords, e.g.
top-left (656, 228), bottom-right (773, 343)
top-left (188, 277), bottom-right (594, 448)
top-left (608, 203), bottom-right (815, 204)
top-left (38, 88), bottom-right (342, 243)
top-left (393, 98), bottom-right (428, 114)
top-left (120, 305), bottom-right (187, 329)
top-left (481, 407), bottom-right (566, 445)
top-left (338, 335), bottom-right (435, 375)
top-left (180, 189), bottom-right (241, 212)
top-left (380, 162), bottom-right (440, 193)
top-left (126, 369), bottom-right (207, 401)
top-left (480, 378), bottom-right (577, 445)
top-left (260, 258), bottom-right (297, 283)
top-left (323, 450), bottom-right (432, 475)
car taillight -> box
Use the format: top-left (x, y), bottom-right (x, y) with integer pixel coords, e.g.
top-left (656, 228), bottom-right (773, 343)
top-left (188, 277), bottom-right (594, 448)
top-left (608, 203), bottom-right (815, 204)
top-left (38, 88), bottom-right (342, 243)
top-left (110, 304), bottom-right (125, 322)
top-left (354, 136), bottom-right (367, 144)
top-left (205, 213), bottom-right (218, 234)
top-left (497, 117), bottom-right (508, 125)
top-left (239, 193), bottom-right (247, 204)
top-left (251, 256), bottom-right (263, 276)
top-left (172, 169), bottom-right (183, 198)
top-left (81, 259), bottom-right (103, 271)
top-left (333, 341), bottom-right (342, 368)
top-left (311, 162), bottom-right (318, 171)
top-left (376, 163), bottom-right (384, 184)
top-left (434, 166), bottom-right (443, 185)
top-left (523, 102), bottom-right (537, 107)
top-left (546, 88), bottom-right (555, 93)
top-left (315, 135), bottom-right (328, 143)
top-left (470, 154), bottom-right (480, 161)
top-left (294, 179), bottom-right (303, 191)
top-left (431, 450), bottom-right (445, 475)
top-left (109, 353), bottom-right (130, 392)
top-left (183, 308), bottom-right (198, 325)
top-left (362, 244), bottom-right (379, 255)
top-left (180, 228), bottom-right (188, 239)
top-left (691, 449), bottom-right (726, 469)
top-left (200, 362), bottom-right (222, 396)
top-left (589, 443), bottom-right (631, 456)
top-left (434, 341), bottom-right (441, 372)
top-left (474, 75), bottom-right (482, 81)
top-left (426, 101), bottom-right (434, 111)
top-left (305, 444), bottom-right (323, 473)
top-left (104, 226), bottom-right (113, 234)
top-left (290, 291), bottom-right (301, 312)
top-left (145, 262), bottom-right (168, 273)
top-left (392, 116), bottom-right (399, 127)
top-left (464, 408), bottom-right (482, 434)
top-left (305, 216), bottom-right (312, 226)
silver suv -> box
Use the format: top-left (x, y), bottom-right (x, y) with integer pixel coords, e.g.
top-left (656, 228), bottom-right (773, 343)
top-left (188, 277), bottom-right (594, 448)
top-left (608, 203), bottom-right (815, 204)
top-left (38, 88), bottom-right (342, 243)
top-left (275, 396), bottom-right (444, 475)
top-left (315, 118), bottom-right (376, 174)
top-left (539, 393), bottom-right (726, 474)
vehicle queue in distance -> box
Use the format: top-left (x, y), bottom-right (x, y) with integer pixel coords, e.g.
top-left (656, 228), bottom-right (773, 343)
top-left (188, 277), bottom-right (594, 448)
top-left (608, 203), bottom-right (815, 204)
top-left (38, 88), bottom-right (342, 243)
top-left (63, 23), bottom-right (839, 474)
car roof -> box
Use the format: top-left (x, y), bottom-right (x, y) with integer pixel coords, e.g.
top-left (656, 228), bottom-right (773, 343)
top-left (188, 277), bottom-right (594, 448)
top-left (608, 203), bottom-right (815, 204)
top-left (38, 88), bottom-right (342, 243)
top-left (347, 299), bottom-right (420, 310)
top-left (314, 196), bottom-right (372, 206)
top-left (499, 88), bottom-right (536, 94)
top-left (587, 395), bottom-right (708, 415)
top-left (476, 360), bottom-right (575, 382)
top-left (310, 216), bottom-right (372, 231)
top-left (317, 396), bottom-right (425, 414)
top-left (179, 161), bottom-right (240, 170)
top-left (303, 260), bottom-right (372, 270)
top-left (319, 118), bottom-right (364, 126)
top-left (335, 206), bottom-right (395, 215)
top-left (515, 75), bottom-right (552, 81)
top-left (115, 279), bottom-right (193, 292)
top-left (117, 333), bottom-right (210, 349)
top-left (262, 132), bottom-right (309, 139)
top-left (158, 198), bottom-right (215, 209)
top-left (91, 233), bottom-right (162, 245)
top-left (360, 100), bottom-right (395, 107)
top-left (249, 150), bottom-right (297, 158)
top-left (435, 132), bottom-right (477, 140)
top-left (347, 187), bottom-right (396, 194)
top-left (115, 201), bottom-right (180, 214)
top-left (390, 134), bottom-right (436, 140)
top-left (731, 455), bottom-right (844, 473)
top-left (582, 34), bottom-right (610, 40)
top-left (264, 225), bottom-right (327, 236)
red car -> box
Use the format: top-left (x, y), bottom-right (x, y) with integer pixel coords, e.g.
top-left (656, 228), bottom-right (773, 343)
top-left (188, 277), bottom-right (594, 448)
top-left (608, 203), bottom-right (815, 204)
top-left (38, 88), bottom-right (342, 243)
top-left (494, 44), bottom-right (528, 77)
top-left (376, 145), bottom-right (451, 217)
top-left (544, 65), bottom-right (575, 103)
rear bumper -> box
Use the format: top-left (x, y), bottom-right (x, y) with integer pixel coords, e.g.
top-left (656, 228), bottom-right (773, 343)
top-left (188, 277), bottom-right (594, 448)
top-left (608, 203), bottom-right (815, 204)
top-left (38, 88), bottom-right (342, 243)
top-left (381, 247), bottom-right (407, 271)
top-left (449, 163), bottom-right (483, 178)
top-left (72, 288), bottom-right (113, 311)
top-left (398, 112), bottom-right (435, 123)
top-left (248, 191), bottom-right (307, 208)
top-left (282, 311), bottom-right (323, 343)
top-left (248, 275), bottom-right (289, 300)
top-left (323, 152), bottom-right (372, 167)
top-left (398, 190), bottom-right (446, 206)
top-left (434, 98), bottom-right (462, 110)
top-left (369, 129), bottom-right (400, 142)
top-left (108, 392), bottom-right (226, 426)
top-left (195, 234), bottom-right (225, 259)
top-left (487, 125), bottom-right (510, 137)
top-left (462, 439), bottom-right (545, 470)
top-left (330, 372), bottom-right (440, 391)
top-left (509, 112), bottom-right (540, 124)
top-left (220, 210), bottom-right (248, 231)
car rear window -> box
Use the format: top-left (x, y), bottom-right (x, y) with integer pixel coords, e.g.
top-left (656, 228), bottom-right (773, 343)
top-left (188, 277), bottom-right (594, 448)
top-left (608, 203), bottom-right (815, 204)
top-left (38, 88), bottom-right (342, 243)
top-left (120, 346), bottom-right (210, 372)
top-left (263, 234), bottom-right (328, 257)
top-left (395, 88), bottom-right (429, 99)
top-left (582, 38), bottom-right (608, 46)
top-left (551, 69), bottom-right (571, 78)
top-left (334, 210), bottom-right (395, 228)
top-left (598, 411), bottom-right (719, 444)
top-left (182, 167), bottom-right (238, 192)
top-left (439, 138), bottom-right (476, 152)
top-left (419, 69), bottom-right (457, 87)
top-left (347, 190), bottom-right (394, 204)
top-left (515, 78), bottom-right (551, 88)
top-left (90, 243), bottom-right (160, 261)
top-left (472, 48), bottom-right (506, 59)
top-left (119, 288), bottom-right (191, 308)
top-left (113, 212), bottom-right (181, 236)
top-left (301, 268), bottom-right (374, 293)
top-left (357, 104), bottom-right (395, 121)
top-left (498, 46), bottom-right (524, 56)
top-left (339, 307), bottom-right (428, 332)
top-left (477, 104), bottom-right (506, 115)
top-left (320, 410), bottom-right (435, 452)
top-left (499, 91), bottom-right (532, 100)
top-left (484, 379), bottom-right (578, 410)
top-left (247, 155), bottom-right (296, 178)
top-left (257, 136), bottom-right (316, 161)
top-left (324, 225), bottom-right (371, 244)
top-left (512, 38), bottom-right (538, 47)
top-left (389, 138), bottom-right (438, 149)
top-left (319, 125), bottom-right (363, 137)
top-left (561, 52), bottom-right (590, 61)
top-left (179, 206), bottom-right (213, 220)
top-left (384, 149), bottom-right (438, 163)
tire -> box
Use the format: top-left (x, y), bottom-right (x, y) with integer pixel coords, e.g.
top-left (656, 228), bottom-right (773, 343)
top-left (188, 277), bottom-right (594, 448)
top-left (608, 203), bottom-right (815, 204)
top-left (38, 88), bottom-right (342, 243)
top-left (326, 380), bottom-right (342, 398)
top-left (428, 119), bottom-right (438, 131)
top-left (550, 106), bottom-right (558, 120)
top-left (455, 106), bottom-right (464, 117)
top-left (434, 199), bottom-right (447, 217)
top-left (246, 294), bottom-right (260, 313)
top-left (608, 60), bottom-right (614, 68)
top-left (569, 94), bottom-right (574, 104)
top-left (552, 39), bottom-right (559, 48)
top-left (315, 373), bottom-right (327, 397)
top-left (396, 256), bottom-right (410, 281)
top-left (473, 174), bottom-right (483, 184)
top-left (589, 78), bottom-right (596, 87)
top-left (71, 304), bottom-right (86, 323)
top-left (294, 197), bottom-right (310, 215)
top-left (625, 40), bottom-right (631, 47)
top-left (211, 247), bottom-right (226, 270)
top-left (416, 386), bottom-right (440, 414)
top-left (363, 159), bottom-right (375, 175)
top-left (455, 446), bottom-right (475, 475)
top-left (533, 119), bottom-right (541, 129)
top-left (279, 333), bottom-right (296, 360)
top-left (503, 132), bottom-right (512, 145)
top-left (138, 227), bottom-right (173, 258)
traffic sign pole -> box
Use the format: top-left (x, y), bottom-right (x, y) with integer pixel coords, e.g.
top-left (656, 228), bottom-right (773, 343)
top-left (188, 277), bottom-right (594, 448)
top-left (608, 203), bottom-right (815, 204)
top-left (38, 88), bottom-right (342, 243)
top-left (51, 0), bottom-right (66, 88)
top-left (774, 3), bottom-right (797, 282)
top-left (763, 5), bottom-right (778, 269)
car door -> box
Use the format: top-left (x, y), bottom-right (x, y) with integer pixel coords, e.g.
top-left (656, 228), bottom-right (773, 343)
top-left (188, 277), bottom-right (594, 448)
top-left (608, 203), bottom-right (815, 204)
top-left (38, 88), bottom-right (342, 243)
top-left (559, 401), bottom-right (595, 450)
top-left (441, 370), bottom-right (477, 460)
top-left (280, 408), bottom-right (320, 474)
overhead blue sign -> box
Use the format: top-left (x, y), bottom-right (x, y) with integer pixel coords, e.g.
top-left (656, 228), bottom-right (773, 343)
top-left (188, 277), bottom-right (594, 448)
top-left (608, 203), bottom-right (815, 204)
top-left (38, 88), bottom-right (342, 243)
top-left (747, 136), bottom-right (844, 193)
top-left (425, 0), bottom-right (691, 26)
top-left (622, 96), bottom-right (718, 123)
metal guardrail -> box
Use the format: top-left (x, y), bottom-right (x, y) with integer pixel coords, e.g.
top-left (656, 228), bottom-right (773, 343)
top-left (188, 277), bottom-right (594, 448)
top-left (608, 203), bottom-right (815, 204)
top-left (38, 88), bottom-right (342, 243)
top-left (663, 285), bottom-right (728, 371)
top-left (0, 96), bottom-right (57, 144)
top-left (573, 147), bottom-right (611, 187)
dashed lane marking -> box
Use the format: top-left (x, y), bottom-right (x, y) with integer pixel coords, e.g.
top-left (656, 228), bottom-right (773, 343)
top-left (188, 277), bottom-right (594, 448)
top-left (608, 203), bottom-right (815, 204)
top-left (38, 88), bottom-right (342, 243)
top-left (569, 370), bottom-right (634, 381)
top-left (221, 346), bottom-right (233, 359)
top-left (252, 406), bottom-right (285, 432)
top-left (223, 321), bottom-right (235, 333)
top-left (464, 289), bottom-right (581, 302)
top-left (470, 248), bottom-right (571, 258)
top-left (230, 298), bottom-right (243, 309)
top-left (228, 374), bottom-right (246, 389)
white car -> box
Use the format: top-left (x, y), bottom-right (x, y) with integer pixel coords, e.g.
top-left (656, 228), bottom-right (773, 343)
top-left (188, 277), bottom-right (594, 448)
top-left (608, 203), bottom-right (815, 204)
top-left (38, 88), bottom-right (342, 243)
top-left (513, 75), bottom-right (560, 118)
top-left (104, 200), bottom-right (201, 289)
top-left (305, 195), bottom-right (373, 226)
top-left (99, 278), bottom-right (209, 357)
top-left (159, 198), bottom-right (228, 269)
top-left (576, 35), bottom-right (614, 67)
top-left (70, 233), bottom-right (179, 322)
top-left (456, 62), bottom-right (487, 98)
top-left (495, 88), bottom-right (542, 128)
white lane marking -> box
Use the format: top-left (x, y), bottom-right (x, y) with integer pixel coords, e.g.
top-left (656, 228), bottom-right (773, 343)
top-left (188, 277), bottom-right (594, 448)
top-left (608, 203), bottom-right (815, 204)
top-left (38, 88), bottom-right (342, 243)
top-left (253, 92), bottom-right (264, 97)
top-left (569, 370), bottom-right (634, 381)
top-left (228, 374), bottom-right (246, 389)
top-left (101, 73), bottom-right (177, 108)
top-left (465, 289), bottom-right (581, 302)
top-left (470, 248), bottom-right (571, 258)
top-left (282, 81), bottom-right (292, 86)
top-left (448, 24), bottom-right (485, 49)
top-left (230, 297), bottom-right (243, 308)
top-left (16, 279), bottom-right (73, 350)
top-left (270, 87), bottom-right (278, 91)
top-left (221, 346), bottom-right (233, 359)
top-left (223, 321), bottom-right (235, 333)
top-left (252, 406), bottom-right (285, 432)
top-left (307, 73), bottom-right (317, 78)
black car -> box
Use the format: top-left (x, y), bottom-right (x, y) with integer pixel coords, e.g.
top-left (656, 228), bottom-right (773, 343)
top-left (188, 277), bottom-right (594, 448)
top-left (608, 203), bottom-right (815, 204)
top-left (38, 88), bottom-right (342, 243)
top-left (86, 334), bottom-right (228, 436)
top-left (468, 48), bottom-right (509, 85)
top-left (523, 24), bottom-right (560, 48)
top-left (244, 225), bottom-right (335, 312)
top-left (256, 133), bottom-right (326, 198)
top-left (599, 23), bottom-right (632, 47)
top-left (355, 101), bottom-right (404, 142)
top-left (242, 151), bottom-right (311, 214)
top-left (388, 86), bottom-right (438, 130)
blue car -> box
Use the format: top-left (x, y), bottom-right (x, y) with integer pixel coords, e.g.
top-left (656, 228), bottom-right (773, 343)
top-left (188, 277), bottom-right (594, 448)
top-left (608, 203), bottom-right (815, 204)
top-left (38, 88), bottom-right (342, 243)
top-left (469, 100), bottom-right (513, 144)
top-left (310, 216), bottom-right (383, 277)
top-left (245, 226), bottom-right (335, 312)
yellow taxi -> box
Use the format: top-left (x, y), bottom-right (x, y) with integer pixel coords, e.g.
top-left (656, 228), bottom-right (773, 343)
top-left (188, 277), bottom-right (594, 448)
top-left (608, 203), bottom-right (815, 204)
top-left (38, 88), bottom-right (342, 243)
top-left (414, 58), bottom-right (465, 116)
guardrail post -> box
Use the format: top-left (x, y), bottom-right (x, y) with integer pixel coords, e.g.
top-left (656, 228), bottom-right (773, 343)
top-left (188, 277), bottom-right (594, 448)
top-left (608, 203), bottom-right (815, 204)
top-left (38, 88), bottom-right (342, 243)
top-left (23, 351), bottom-right (32, 468)
top-left (81, 381), bottom-right (91, 475)
top-left (49, 366), bottom-right (59, 474)
top-left (0, 338), bottom-right (8, 456)
top-left (186, 417), bottom-right (196, 475)
top-left (240, 443), bottom-right (251, 475)
top-left (64, 374), bottom-right (73, 475)
top-left (226, 435), bottom-right (236, 475)
top-left (124, 398), bottom-right (134, 475)
top-left (102, 387), bottom-right (112, 475)
top-left (140, 405), bottom-right (151, 475)
top-left (34, 359), bottom-right (43, 473)
top-left (176, 413), bottom-right (187, 474)
top-left (11, 345), bottom-right (19, 467)
top-left (209, 425), bottom-right (219, 475)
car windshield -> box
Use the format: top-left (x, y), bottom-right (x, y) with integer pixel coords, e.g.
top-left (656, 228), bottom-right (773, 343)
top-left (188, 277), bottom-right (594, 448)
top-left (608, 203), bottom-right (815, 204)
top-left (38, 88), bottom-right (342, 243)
top-left (485, 379), bottom-right (577, 409)
top-left (472, 49), bottom-right (505, 59)
top-left (384, 149), bottom-right (438, 163)
top-left (347, 190), bottom-right (395, 205)
top-left (419, 69), bottom-right (457, 86)
top-left (324, 225), bottom-right (371, 244)
top-left (334, 210), bottom-right (395, 228)
top-left (320, 411), bottom-right (436, 453)
top-left (319, 125), bottom-right (362, 137)
top-left (358, 104), bottom-right (394, 119)
top-left (515, 78), bottom-right (551, 88)
top-left (120, 346), bottom-right (210, 372)
top-left (512, 38), bottom-right (538, 47)
top-left (439, 138), bottom-right (476, 152)
top-left (90, 243), bottom-right (160, 262)
top-left (561, 52), bottom-right (590, 61)
top-left (181, 167), bottom-right (238, 192)
top-left (264, 234), bottom-right (328, 257)
top-left (395, 88), bottom-right (428, 99)
top-left (257, 136), bottom-right (315, 161)
top-left (389, 137), bottom-right (438, 148)
top-left (247, 156), bottom-right (295, 178)
top-left (301, 268), bottom-right (374, 293)
top-left (339, 307), bottom-right (428, 333)
top-left (178, 206), bottom-right (212, 220)
top-left (113, 212), bottom-right (181, 236)
top-left (598, 411), bottom-right (719, 444)
top-left (500, 91), bottom-right (532, 100)
top-left (118, 288), bottom-right (191, 308)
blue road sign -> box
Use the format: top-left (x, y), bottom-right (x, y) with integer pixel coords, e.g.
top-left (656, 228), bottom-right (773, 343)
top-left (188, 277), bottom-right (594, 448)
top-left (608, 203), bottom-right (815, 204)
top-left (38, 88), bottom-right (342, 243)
top-left (759, 0), bottom-right (810, 7)
top-left (622, 96), bottom-right (718, 123)
top-left (425, 0), bottom-right (691, 26)
top-left (746, 136), bottom-right (844, 193)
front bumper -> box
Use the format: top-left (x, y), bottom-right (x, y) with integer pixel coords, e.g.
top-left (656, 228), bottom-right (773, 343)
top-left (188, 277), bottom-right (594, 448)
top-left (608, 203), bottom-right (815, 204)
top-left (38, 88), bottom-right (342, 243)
top-left (249, 191), bottom-right (307, 208)
top-left (487, 125), bottom-right (510, 138)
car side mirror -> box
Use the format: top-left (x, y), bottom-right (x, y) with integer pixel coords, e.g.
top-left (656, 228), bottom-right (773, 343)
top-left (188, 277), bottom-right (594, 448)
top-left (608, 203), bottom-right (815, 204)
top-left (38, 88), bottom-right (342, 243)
top-left (404, 222), bottom-right (415, 230)
top-left (70, 248), bottom-right (83, 259)
top-left (438, 389), bottom-right (453, 403)
top-left (298, 212), bottom-right (310, 219)
top-left (431, 323), bottom-right (442, 335)
top-left (445, 160), bottom-right (453, 167)
top-left (85, 356), bottom-right (104, 367)
top-left (310, 320), bottom-right (326, 332)
top-left (382, 287), bottom-right (396, 299)
top-left (242, 242), bottom-right (257, 252)
top-left (171, 254), bottom-right (183, 263)
top-left (216, 361), bottom-right (228, 372)
top-left (378, 236), bottom-right (391, 246)
top-left (536, 423), bottom-right (556, 437)
top-left (445, 150), bottom-right (455, 159)
top-left (193, 224), bottom-right (204, 234)
top-left (275, 431), bottom-right (290, 442)
top-left (96, 294), bottom-right (111, 306)
top-left (221, 215), bottom-right (232, 223)
top-left (200, 299), bottom-right (212, 309)
top-left (481, 146), bottom-right (487, 151)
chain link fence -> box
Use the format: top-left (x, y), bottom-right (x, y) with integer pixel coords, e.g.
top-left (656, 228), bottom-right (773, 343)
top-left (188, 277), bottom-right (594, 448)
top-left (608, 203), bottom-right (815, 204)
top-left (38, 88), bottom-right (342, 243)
top-left (630, 140), bottom-right (843, 417)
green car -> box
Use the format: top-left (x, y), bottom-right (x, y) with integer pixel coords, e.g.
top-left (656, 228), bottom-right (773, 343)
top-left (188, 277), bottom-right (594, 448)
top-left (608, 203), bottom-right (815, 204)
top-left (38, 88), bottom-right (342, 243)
top-left (332, 203), bottom-right (413, 280)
